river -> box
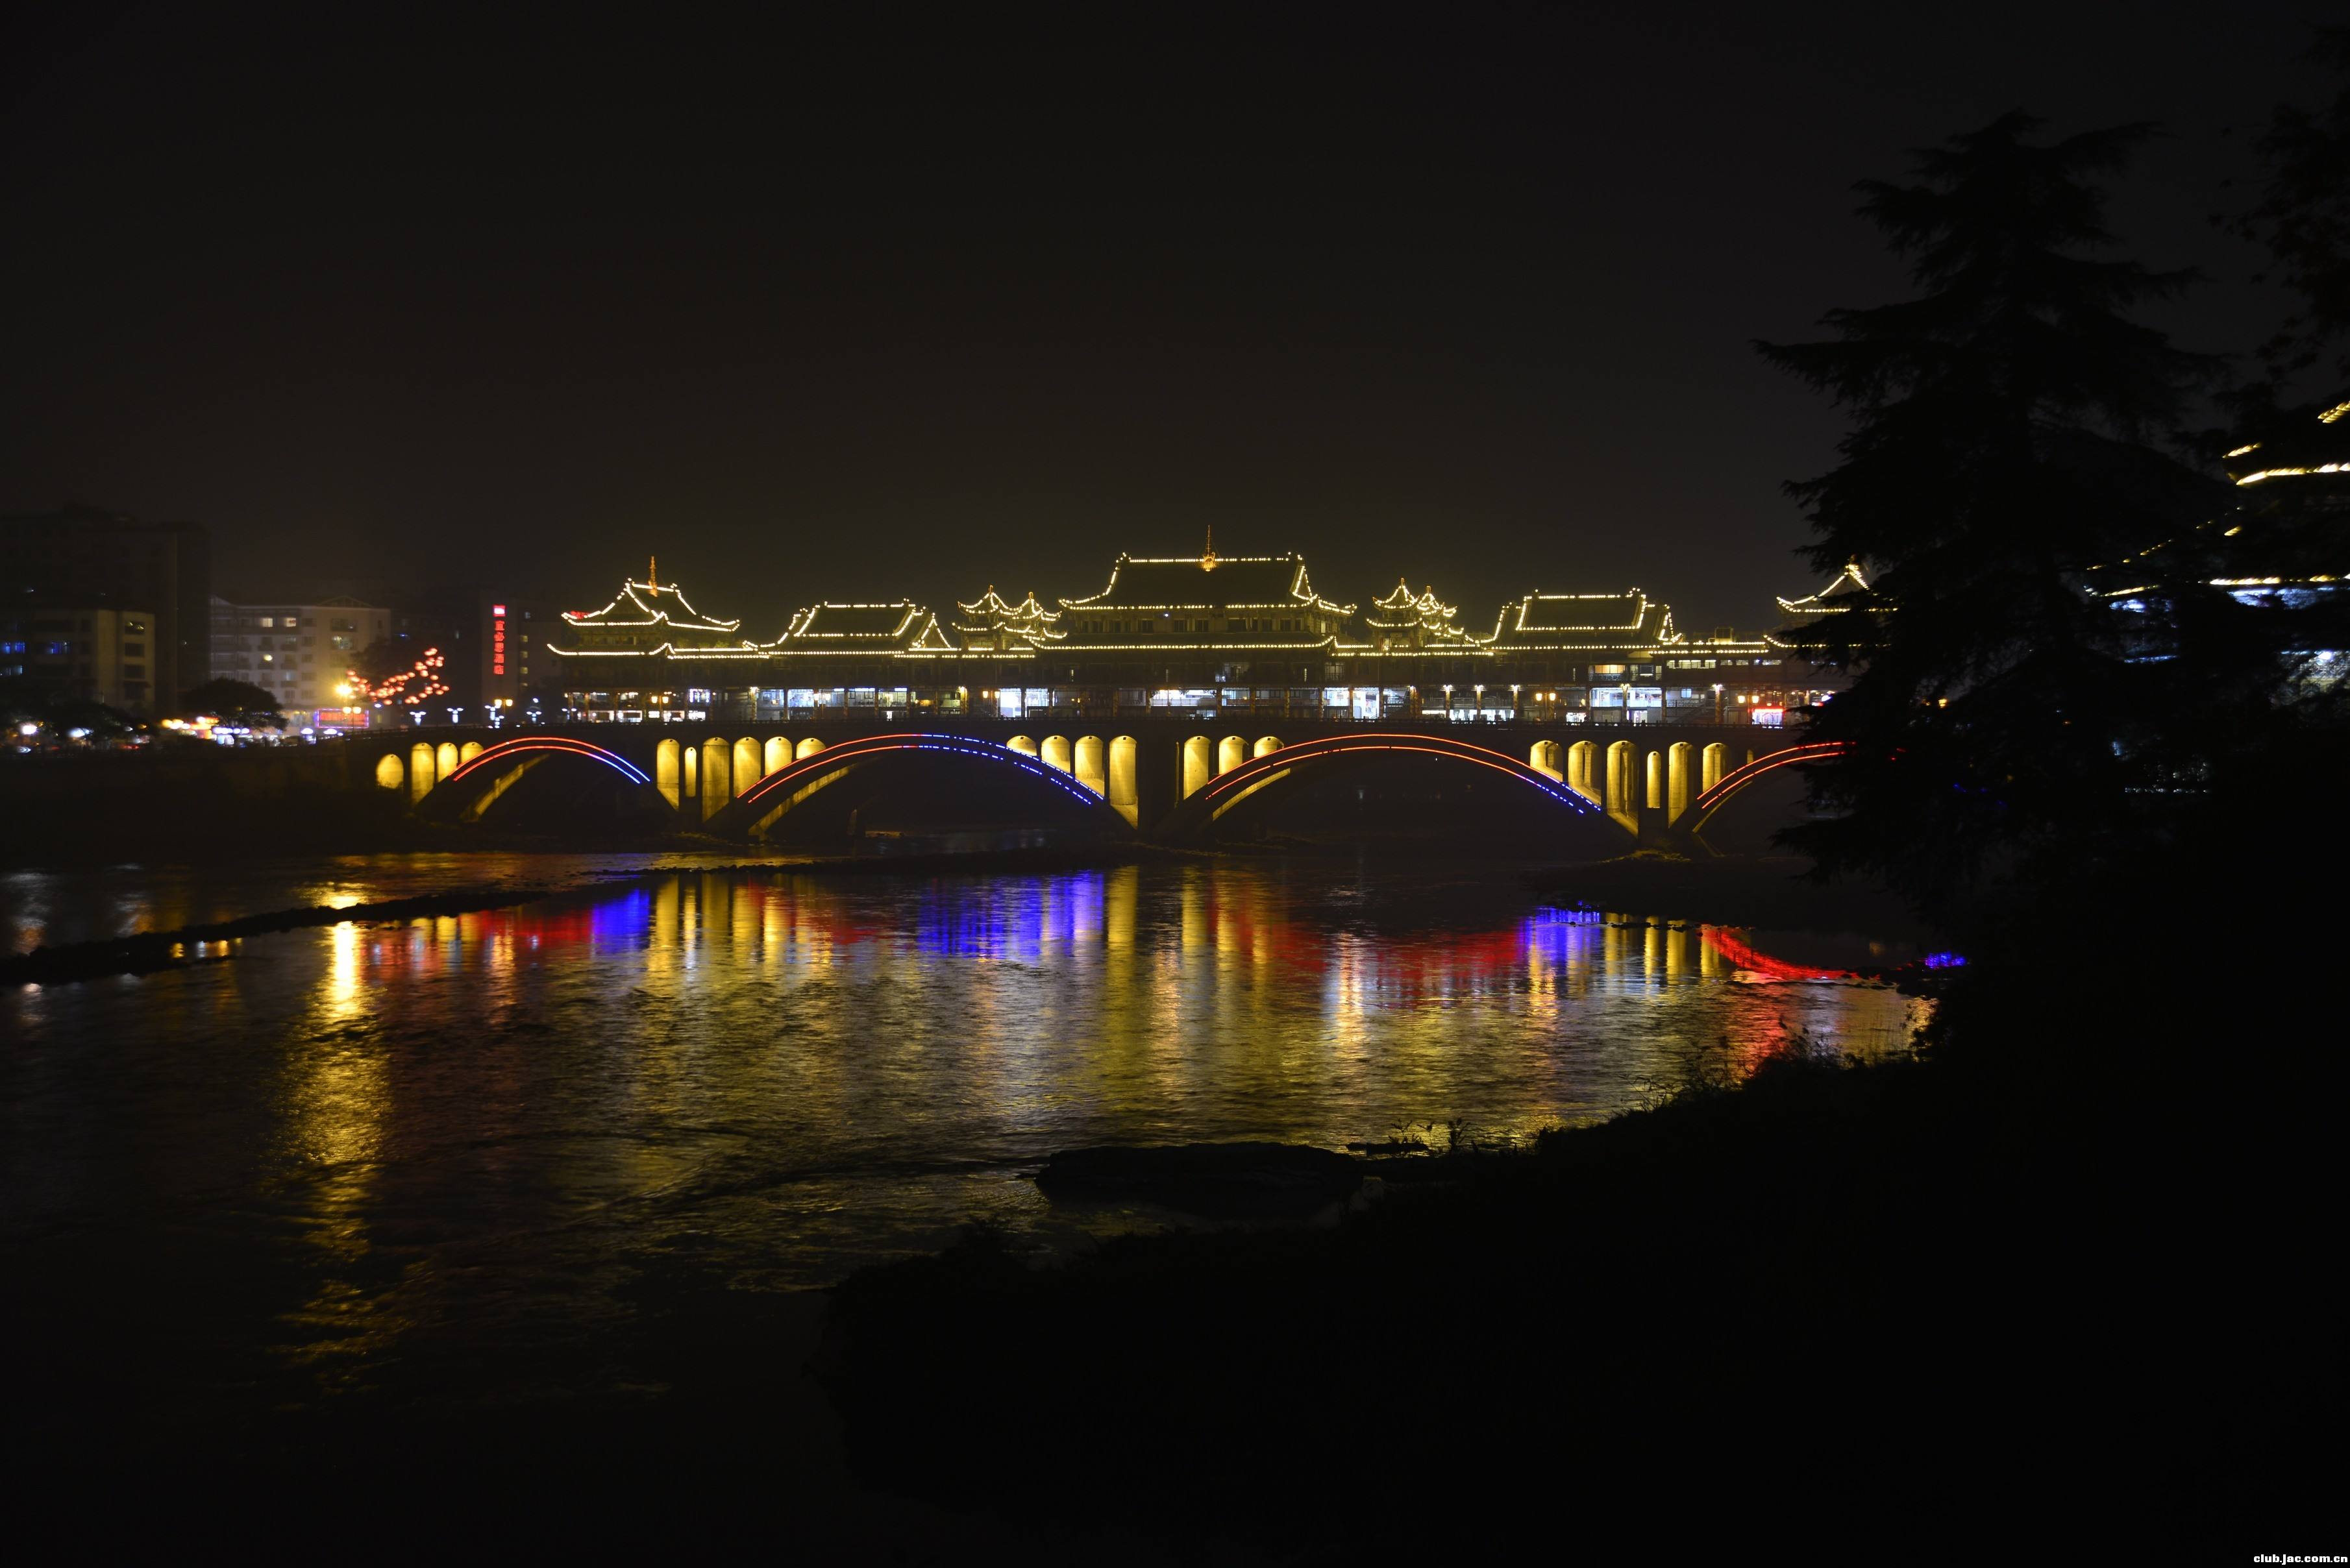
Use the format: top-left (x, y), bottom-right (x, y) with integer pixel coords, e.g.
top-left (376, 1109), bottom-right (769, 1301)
top-left (1, 850), bottom-right (1925, 1437)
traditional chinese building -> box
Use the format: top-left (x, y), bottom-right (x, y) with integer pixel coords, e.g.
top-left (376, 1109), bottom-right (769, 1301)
top-left (560, 569), bottom-right (747, 657)
top-left (550, 546), bottom-right (1833, 725)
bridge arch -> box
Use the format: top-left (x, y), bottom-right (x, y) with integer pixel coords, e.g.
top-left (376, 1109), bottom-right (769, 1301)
top-left (704, 732), bottom-right (1134, 842)
top-left (416, 735), bottom-right (663, 824)
top-left (1042, 735), bottom-right (1074, 775)
top-left (795, 737), bottom-right (824, 761)
top-left (734, 737), bottom-right (763, 795)
top-left (1217, 735), bottom-right (1248, 776)
top-left (1156, 732), bottom-right (1620, 843)
top-left (1679, 741), bottom-right (1851, 836)
top-left (374, 753), bottom-right (405, 791)
top-left (1254, 735), bottom-right (1281, 759)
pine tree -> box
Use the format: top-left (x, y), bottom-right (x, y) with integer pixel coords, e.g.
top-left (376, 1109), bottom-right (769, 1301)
top-left (2231, 25), bottom-right (2350, 387)
top-left (2170, 30), bottom-right (2350, 853)
top-left (1756, 115), bottom-right (2223, 924)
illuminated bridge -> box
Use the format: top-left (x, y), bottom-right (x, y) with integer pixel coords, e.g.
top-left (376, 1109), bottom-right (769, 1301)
top-left (325, 545), bottom-right (1847, 844)
top-left (346, 717), bottom-right (1831, 847)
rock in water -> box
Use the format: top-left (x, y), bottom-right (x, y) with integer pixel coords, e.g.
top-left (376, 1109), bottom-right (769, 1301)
top-left (1035, 1143), bottom-right (1363, 1220)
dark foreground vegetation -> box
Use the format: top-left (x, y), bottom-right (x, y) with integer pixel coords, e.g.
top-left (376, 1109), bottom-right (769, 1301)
top-left (813, 898), bottom-right (2340, 1551)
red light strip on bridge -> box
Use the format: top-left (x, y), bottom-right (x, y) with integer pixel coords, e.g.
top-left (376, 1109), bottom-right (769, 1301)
top-left (1688, 741), bottom-right (1849, 816)
top-left (443, 736), bottom-right (652, 786)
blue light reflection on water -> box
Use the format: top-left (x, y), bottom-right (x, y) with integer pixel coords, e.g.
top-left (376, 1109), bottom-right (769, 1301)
top-left (589, 887), bottom-right (654, 949)
top-left (0, 855), bottom-right (1931, 1416)
top-left (905, 873), bottom-right (1107, 962)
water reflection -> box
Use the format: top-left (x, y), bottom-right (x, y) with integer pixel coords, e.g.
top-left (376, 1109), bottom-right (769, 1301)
top-left (1, 857), bottom-right (1926, 1415)
top-left (278, 917), bottom-right (399, 1390)
top-left (266, 864), bottom-right (1922, 1158)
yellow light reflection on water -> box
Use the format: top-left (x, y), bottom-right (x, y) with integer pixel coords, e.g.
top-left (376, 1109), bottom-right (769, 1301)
top-left (278, 916), bottom-right (404, 1391)
top-left (230, 867), bottom-right (1925, 1264)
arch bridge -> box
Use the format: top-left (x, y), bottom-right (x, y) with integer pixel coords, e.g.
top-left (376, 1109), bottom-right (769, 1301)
top-left (341, 718), bottom-right (1831, 845)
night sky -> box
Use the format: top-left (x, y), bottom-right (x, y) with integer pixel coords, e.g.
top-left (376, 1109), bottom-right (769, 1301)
top-left (1, 3), bottom-right (2334, 637)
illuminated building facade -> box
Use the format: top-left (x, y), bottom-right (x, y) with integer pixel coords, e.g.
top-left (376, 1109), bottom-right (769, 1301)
top-left (209, 594), bottom-right (390, 726)
top-left (478, 593), bottom-right (554, 715)
top-left (554, 549), bottom-right (1831, 726)
top-left (0, 506), bottom-right (212, 704)
top-left (0, 606), bottom-right (160, 712)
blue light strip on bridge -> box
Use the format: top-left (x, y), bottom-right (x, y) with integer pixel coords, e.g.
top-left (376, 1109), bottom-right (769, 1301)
top-left (445, 737), bottom-right (654, 787)
top-left (1202, 735), bottom-right (1602, 817)
top-left (737, 733), bottom-right (1107, 811)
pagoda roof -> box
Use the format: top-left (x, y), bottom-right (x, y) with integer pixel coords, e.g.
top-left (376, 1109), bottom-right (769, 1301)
top-left (1777, 563), bottom-right (1871, 618)
top-left (1485, 590), bottom-right (1673, 647)
top-left (1365, 579), bottom-right (1484, 643)
top-left (952, 587), bottom-right (1066, 644)
top-left (769, 601), bottom-right (950, 654)
top-left (1061, 552), bottom-right (1354, 615)
top-left (563, 578), bottom-right (741, 634)
top-left (1366, 579), bottom-right (1456, 620)
top-left (956, 587), bottom-right (1061, 622)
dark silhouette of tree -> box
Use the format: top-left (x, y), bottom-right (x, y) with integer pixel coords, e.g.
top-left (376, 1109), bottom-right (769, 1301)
top-left (179, 678), bottom-right (287, 727)
top-left (1756, 115), bottom-right (2225, 924)
top-left (2231, 26), bottom-right (2350, 389)
top-left (2147, 34), bottom-right (2350, 848)
top-left (354, 637), bottom-right (417, 687)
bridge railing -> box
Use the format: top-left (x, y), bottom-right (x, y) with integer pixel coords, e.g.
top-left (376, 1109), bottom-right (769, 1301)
top-left (352, 707), bottom-right (1815, 735)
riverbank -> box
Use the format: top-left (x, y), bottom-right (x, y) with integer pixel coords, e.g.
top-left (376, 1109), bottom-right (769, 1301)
top-left (810, 992), bottom-right (2343, 1550)
top-left (0, 885), bottom-right (554, 986)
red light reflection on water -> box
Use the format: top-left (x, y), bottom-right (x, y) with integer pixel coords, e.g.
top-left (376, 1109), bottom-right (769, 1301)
top-left (328, 877), bottom-right (1862, 1008)
top-left (1700, 927), bottom-right (1861, 983)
